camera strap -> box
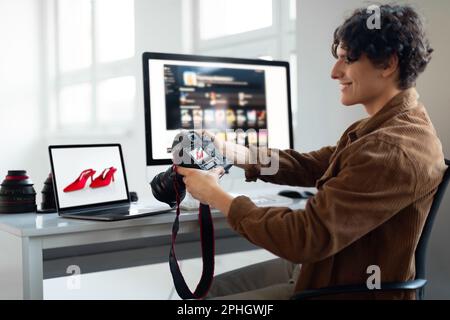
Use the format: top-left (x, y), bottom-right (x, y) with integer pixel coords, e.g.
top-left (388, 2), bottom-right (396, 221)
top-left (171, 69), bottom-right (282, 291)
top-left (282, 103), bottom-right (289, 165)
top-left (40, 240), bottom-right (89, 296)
top-left (169, 165), bottom-right (215, 300)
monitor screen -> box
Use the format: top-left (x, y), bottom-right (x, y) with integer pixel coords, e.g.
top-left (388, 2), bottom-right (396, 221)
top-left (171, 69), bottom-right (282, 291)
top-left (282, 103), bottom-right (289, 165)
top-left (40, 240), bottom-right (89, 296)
top-left (49, 145), bottom-right (129, 210)
top-left (143, 52), bottom-right (293, 165)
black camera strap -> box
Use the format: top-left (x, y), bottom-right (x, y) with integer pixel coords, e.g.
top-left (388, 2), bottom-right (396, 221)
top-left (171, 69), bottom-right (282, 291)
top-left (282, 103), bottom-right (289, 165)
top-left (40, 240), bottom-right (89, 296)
top-left (169, 165), bottom-right (215, 299)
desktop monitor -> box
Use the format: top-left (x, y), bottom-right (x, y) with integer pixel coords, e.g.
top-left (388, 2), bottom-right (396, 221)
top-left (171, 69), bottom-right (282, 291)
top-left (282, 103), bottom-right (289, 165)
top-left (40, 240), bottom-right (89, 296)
top-left (142, 52), bottom-right (293, 181)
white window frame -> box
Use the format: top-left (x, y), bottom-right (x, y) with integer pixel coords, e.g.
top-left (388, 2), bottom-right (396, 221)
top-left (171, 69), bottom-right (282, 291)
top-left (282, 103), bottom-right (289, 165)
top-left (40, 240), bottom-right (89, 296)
top-left (193, 0), bottom-right (295, 56)
top-left (192, 0), bottom-right (298, 132)
top-left (43, 0), bottom-right (136, 137)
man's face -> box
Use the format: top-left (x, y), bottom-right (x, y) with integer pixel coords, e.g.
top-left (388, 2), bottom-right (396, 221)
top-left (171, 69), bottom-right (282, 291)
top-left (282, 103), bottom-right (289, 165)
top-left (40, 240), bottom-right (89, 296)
top-left (331, 45), bottom-right (386, 107)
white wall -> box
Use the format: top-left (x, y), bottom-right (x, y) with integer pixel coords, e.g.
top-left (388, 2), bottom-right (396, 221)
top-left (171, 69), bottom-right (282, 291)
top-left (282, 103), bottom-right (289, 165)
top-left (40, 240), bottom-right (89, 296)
top-left (297, 0), bottom-right (450, 299)
top-left (410, 0), bottom-right (450, 300)
top-left (296, 0), bottom-right (367, 152)
top-left (0, 0), bottom-right (44, 198)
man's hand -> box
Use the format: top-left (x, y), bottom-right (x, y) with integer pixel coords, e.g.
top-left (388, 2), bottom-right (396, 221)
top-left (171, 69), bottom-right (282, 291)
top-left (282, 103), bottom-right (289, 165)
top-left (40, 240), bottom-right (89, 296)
top-left (196, 129), bottom-right (251, 169)
top-left (176, 166), bottom-right (234, 216)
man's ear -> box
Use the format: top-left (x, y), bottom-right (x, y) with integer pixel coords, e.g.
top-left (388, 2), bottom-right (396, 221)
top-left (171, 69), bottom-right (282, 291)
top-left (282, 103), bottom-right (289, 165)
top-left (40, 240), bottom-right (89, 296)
top-left (381, 54), bottom-right (399, 78)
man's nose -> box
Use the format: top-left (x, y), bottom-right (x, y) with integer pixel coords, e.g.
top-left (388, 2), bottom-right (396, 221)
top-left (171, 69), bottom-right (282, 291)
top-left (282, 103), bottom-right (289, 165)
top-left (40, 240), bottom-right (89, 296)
top-left (331, 61), bottom-right (343, 80)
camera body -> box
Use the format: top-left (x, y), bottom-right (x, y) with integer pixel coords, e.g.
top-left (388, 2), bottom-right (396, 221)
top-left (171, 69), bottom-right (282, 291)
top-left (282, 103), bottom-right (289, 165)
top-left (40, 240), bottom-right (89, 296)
top-left (151, 131), bottom-right (232, 207)
top-left (171, 131), bottom-right (232, 171)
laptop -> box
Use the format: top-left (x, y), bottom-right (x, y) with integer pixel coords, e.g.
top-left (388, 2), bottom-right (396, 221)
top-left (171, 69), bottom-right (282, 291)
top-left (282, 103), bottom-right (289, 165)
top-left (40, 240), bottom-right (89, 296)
top-left (49, 144), bottom-right (174, 221)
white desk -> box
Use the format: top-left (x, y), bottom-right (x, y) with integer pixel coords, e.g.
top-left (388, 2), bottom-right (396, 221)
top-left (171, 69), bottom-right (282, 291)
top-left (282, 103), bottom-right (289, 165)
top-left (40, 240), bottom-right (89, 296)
top-left (0, 196), bottom-right (306, 300)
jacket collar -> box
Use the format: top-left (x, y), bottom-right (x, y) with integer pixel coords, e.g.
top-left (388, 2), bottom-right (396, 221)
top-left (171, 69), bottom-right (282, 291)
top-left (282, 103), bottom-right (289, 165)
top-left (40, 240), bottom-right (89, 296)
top-left (348, 88), bottom-right (419, 142)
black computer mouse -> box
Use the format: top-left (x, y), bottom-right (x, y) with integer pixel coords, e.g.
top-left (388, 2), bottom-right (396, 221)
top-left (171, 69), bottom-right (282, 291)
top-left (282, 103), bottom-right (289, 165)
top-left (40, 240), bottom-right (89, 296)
top-left (278, 190), bottom-right (315, 199)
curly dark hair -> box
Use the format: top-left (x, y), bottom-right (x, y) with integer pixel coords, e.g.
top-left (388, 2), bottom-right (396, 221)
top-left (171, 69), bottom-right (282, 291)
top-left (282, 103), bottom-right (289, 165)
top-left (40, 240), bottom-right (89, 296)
top-left (332, 4), bottom-right (433, 90)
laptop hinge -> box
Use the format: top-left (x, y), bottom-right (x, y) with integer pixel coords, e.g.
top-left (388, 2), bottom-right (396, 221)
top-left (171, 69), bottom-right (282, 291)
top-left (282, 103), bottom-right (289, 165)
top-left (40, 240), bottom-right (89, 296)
top-left (62, 203), bottom-right (130, 214)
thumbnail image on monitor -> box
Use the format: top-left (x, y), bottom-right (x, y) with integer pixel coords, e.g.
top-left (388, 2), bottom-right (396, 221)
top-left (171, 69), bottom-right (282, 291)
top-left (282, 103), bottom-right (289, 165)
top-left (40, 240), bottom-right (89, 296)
top-left (164, 65), bottom-right (267, 133)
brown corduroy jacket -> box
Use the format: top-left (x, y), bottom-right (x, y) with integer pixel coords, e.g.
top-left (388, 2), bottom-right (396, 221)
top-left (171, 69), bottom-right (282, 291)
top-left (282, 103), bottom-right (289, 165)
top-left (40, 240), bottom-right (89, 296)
top-left (227, 89), bottom-right (447, 299)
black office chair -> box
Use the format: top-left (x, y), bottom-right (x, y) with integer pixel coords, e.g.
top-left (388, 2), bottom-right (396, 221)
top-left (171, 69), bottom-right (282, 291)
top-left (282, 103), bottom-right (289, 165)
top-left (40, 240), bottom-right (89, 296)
top-left (291, 158), bottom-right (450, 300)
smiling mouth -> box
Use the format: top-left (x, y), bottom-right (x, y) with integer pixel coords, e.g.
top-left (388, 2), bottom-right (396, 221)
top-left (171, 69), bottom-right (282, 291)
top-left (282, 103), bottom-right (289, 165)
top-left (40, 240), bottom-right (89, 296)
top-left (340, 82), bottom-right (352, 90)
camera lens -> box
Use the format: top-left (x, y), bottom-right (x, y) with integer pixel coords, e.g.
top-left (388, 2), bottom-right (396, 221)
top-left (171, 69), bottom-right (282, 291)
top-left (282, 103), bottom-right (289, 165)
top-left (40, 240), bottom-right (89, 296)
top-left (150, 166), bottom-right (186, 208)
top-left (41, 173), bottom-right (56, 211)
top-left (0, 170), bottom-right (37, 214)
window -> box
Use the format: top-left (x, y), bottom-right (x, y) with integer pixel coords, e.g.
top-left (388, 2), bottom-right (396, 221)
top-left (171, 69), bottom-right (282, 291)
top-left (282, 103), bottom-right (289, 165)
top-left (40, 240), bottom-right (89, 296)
top-left (289, 0), bottom-right (296, 20)
top-left (97, 76), bottom-right (136, 125)
top-left (59, 83), bottom-right (92, 126)
top-left (58, 0), bottom-right (92, 72)
top-left (193, 0), bottom-right (298, 133)
top-left (96, 0), bottom-right (135, 63)
top-left (198, 0), bottom-right (273, 40)
top-left (46, 0), bottom-right (136, 133)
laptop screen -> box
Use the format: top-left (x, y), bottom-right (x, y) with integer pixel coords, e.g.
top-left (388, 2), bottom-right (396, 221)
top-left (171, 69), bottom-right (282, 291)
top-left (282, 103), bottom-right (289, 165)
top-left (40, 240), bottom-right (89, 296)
top-left (49, 145), bottom-right (130, 210)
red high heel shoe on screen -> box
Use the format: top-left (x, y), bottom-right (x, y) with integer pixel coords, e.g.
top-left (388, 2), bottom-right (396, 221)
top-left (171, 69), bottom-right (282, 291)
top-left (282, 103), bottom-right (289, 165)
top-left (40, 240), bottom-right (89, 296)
top-left (63, 169), bottom-right (96, 192)
top-left (90, 167), bottom-right (117, 188)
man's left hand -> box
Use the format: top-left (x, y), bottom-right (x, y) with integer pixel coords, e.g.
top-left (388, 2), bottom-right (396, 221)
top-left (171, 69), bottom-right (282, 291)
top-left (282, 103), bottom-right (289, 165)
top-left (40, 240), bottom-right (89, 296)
top-left (176, 166), bottom-right (233, 215)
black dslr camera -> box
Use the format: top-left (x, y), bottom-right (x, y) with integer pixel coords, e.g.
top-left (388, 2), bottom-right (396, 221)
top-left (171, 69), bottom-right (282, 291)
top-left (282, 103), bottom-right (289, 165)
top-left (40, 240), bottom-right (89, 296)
top-left (150, 131), bottom-right (232, 207)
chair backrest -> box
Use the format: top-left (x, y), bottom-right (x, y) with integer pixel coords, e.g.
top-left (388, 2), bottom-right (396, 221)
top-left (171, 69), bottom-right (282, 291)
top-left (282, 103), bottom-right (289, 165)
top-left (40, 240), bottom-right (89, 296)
top-left (415, 159), bottom-right (450, 280)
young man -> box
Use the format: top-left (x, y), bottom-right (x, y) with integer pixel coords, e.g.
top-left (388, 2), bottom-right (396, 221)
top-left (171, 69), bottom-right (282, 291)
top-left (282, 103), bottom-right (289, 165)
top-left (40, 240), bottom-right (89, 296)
top-left (177, 4), bottom-right (447, 299)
